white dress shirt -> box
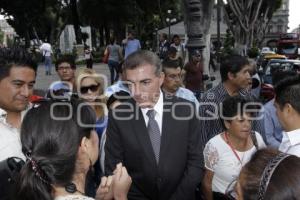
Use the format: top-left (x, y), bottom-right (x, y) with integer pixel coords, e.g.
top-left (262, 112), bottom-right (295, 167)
top-left (279, 128), bottom-right (300, 157)
top-left (0, 108), bottom-right (26, 161)
top-left (141, 91), bottom-right (164, 135)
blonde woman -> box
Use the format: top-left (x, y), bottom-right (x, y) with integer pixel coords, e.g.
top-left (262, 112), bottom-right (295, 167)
top-left (75, 68), bottom-right (108, 196)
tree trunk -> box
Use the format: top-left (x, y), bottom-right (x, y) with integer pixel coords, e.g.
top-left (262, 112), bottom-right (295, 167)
top-left (99, 26), bottom-right (104, 47)
top-left (202, 33), bottom-right (211, 76)
top-left (70, 0), bottom-right (82, 44)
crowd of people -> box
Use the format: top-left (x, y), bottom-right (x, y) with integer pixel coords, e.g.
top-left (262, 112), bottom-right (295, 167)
top-left (1, 42), bottom-right (300, 200)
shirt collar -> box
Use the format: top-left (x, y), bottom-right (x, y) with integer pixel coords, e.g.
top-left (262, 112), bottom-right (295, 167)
top-left (283, 128), bottom-right (300, 146)
top-left (0, 105), bottom-right (30, 127)
top-left (141, 90), bottom-right (164, 117)
top-left (0, 108), bottom-right (7, 122)
top-left (218, 83), bottom-right (249, 98)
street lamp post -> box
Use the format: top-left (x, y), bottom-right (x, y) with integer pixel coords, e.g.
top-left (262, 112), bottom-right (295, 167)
top-left (167, 9), bottom-right (172, 40)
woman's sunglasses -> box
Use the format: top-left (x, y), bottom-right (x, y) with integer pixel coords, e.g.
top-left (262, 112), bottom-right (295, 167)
top-left (80, 84), bottom-right (100, 94)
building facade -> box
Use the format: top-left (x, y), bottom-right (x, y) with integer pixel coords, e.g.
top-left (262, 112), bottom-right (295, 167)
top-left (264, 0), bottom-right (289, 47)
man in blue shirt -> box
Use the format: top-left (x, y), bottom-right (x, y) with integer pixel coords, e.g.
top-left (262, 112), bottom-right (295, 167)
top-left (263, 70), bottom-right (297, 148)
top-left (122, 31), bottom-right (141, 59)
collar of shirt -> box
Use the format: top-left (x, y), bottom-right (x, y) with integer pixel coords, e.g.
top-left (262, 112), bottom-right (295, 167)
top-left (284, 129), bottom-right (300, 146)
top-left (141, 90), bottom-right (164, 134)
top-left (0, 106), bottom-right (30, 129)
top-left (0, 108), bottom-right (8, 124)
top-left (215, 83), bottom-right (249, 98)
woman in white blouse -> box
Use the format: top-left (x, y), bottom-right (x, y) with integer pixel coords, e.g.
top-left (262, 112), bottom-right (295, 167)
top-left (202, 96), bottom-right (266, 200)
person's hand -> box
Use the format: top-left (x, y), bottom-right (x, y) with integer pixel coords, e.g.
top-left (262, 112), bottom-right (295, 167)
top-left (95, 176), bottom-right (114, 200)
top-left (113, 163), bottom-right (132, 200)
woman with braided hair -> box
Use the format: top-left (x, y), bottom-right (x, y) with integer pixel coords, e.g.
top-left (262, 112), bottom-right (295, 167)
top-left (236, 148), bottom-right (300, 200)
top-left (15, 98), bottom-right (131, 200)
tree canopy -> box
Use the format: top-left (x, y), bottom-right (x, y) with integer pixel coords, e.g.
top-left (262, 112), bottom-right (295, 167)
top-left (222, 0), bottom-right (283, 53)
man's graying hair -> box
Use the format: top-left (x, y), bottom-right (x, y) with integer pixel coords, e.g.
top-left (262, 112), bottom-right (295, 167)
top-left (123, 50), bottom-right (162, 76)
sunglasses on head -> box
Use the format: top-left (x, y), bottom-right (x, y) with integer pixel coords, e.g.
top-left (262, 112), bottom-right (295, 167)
top-left (80, 84), bottom-right (100, 94)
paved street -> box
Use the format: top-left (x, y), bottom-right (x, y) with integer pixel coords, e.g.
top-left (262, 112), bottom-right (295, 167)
top-left (35, 62), bottom-right (111, 94)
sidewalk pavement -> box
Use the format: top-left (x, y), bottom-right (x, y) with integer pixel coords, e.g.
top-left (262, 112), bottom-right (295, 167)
top-left (34, 62), bottom-right (221, 95)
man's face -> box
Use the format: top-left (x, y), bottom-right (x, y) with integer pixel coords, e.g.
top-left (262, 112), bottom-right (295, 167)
top-left (162, 67), bottom-right (182, 94)
top-left (128, 33), bottom-right (133, 40)
top-left (125, 64), bottom-right (164, 108)
top-left (56, 62), bottom-right (75, 82)
top-left (0, 66), bottom-right (36, 112)
top-left (230, 65), bottom-right (252, 89)
top-left (173, 37), bottom-right (180, 45)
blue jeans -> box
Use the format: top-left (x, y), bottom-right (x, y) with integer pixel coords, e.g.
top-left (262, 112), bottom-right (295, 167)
top-left (108, 60), bottom-right (119, 84)
top-left (44, 56), bottom-right (52, 74)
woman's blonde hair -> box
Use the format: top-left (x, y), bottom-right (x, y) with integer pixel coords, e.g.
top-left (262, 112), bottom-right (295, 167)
top-left (75, 68), bottom-right (107, 118)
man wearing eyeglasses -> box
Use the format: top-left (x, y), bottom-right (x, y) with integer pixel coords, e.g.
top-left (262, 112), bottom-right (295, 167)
top-left (55, 55), bottom-right (76, 90)
top-left (161, 59), bottom-right (199, 106)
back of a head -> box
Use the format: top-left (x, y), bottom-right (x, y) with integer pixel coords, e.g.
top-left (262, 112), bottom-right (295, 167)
top-left (272, 70), bottom-right (297, 86)
top-left (0, 47), bottom-right (37, 81)
top-left (220, 54), bottom-right (249, 82)
top-left (239, 148), bottom-right (300, 200)
top-left (123, 50), bottom-right (162, 76)
top-left (55, 55), bottom-right (76, 71)
top-left (16, 98), bottom-right (96, 200)
top-left (274, 74), bottom-right (300, 113)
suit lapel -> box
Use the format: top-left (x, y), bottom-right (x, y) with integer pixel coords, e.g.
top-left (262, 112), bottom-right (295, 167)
top-left (130, 99), bottom-right (157, 166)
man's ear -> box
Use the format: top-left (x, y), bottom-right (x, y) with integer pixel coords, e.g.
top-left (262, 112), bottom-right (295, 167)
top-left (285, 103), bottom-right (294, 115)
top-left (228, 72), bottom-right (235, 81)
top-left (159, 72), bottom-right (165, 86)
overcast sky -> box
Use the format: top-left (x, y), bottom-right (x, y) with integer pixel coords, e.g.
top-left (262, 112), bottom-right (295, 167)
top-left (1, 0), bottom-right (299, 32)
top-left (288, 0), bottom-right (300, 31)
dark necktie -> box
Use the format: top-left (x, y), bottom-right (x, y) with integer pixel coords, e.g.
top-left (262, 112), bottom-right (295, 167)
top-left (146, 109), bottom-right (161, 163)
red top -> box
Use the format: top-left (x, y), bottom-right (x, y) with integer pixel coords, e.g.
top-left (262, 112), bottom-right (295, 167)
top-left (184, 61), bottom-right (204, 91)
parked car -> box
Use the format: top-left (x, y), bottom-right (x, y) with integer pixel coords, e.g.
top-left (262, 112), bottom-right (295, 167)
top-left (262, 59), bottom-right (300, 84)
top-left (260, 59), bottom-right (300, 103)
top-left (257, 54), bottom-right (287, 72)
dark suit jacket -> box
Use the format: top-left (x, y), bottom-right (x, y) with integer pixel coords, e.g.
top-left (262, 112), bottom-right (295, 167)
top-left (105, 94), bottom-right (204, 200)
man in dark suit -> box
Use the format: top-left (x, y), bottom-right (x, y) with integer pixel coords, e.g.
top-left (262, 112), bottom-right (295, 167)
top-left (105, 50), bottom-right (204, 200)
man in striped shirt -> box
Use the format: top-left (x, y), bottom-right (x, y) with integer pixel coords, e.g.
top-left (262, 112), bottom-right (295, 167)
top-left (199, 55), bottom-right (265, 145)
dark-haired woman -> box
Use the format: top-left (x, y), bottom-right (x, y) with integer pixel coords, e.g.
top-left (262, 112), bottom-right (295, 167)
top-left (15, 99), bottom-right (131, 200)
top-left (236, 148), bottom-right (300, 200)
top-left (202, 96), bottom-right (266, 200)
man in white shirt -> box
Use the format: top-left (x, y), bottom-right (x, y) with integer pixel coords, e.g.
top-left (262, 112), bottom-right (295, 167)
top-left (0, 48), bottom-right (37, 161)
top-left (275, 75), bottom-right (300, 156)
top-left (105, 50), bottom-right (204, 200)
top-left (40, 41), bottom-right (53, 75)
